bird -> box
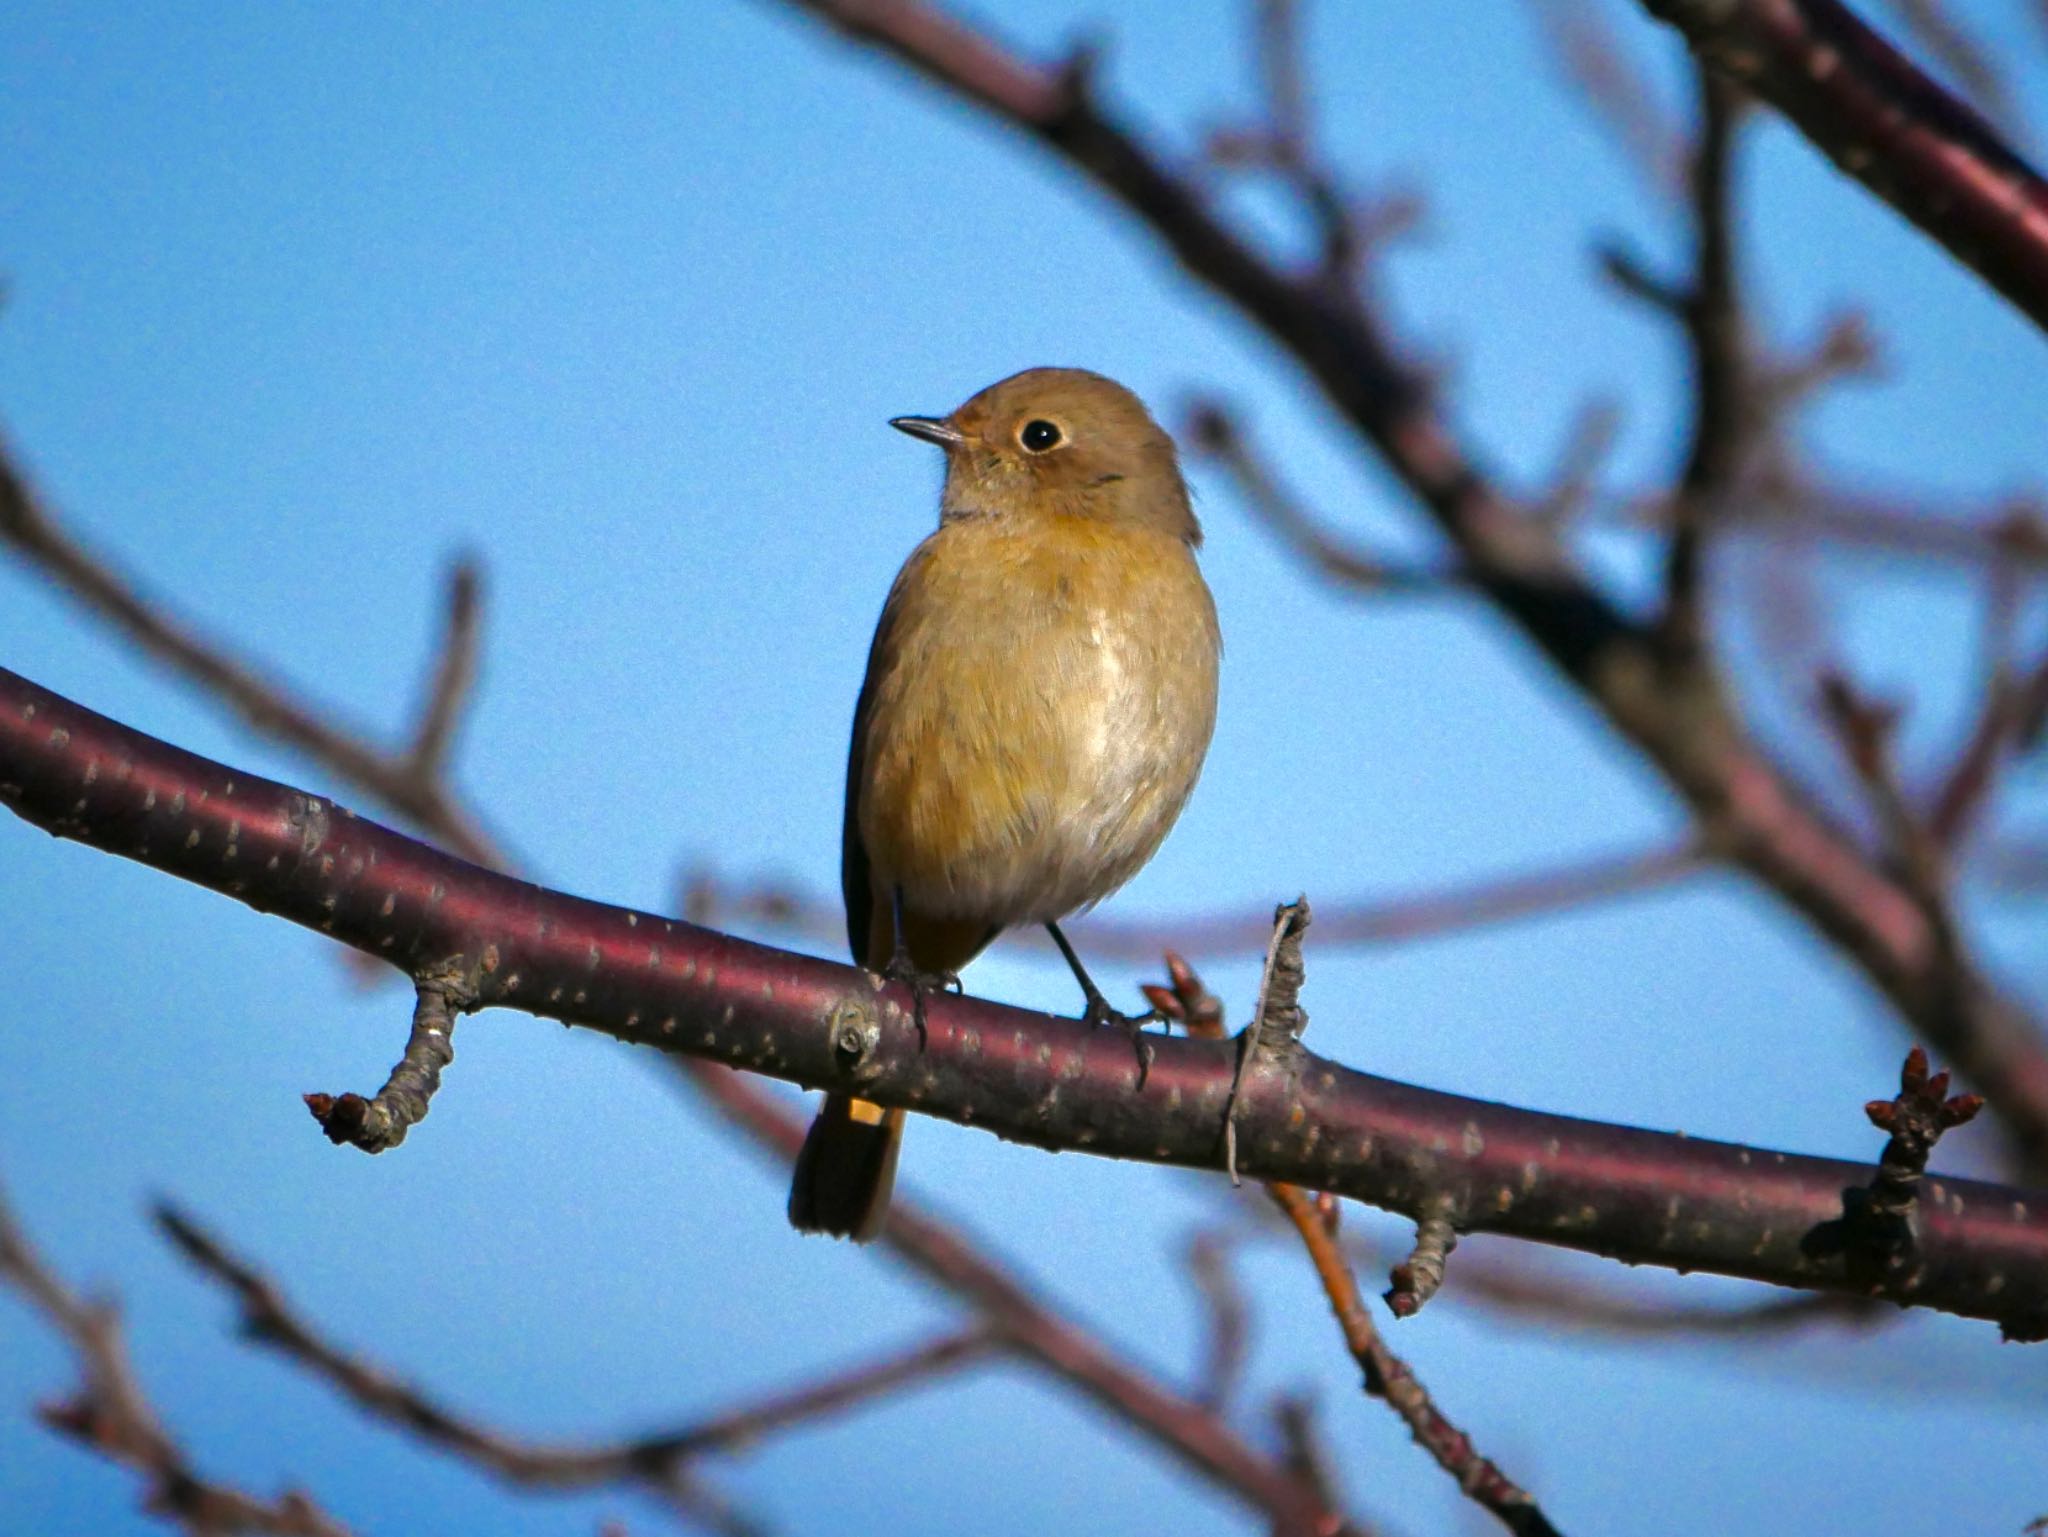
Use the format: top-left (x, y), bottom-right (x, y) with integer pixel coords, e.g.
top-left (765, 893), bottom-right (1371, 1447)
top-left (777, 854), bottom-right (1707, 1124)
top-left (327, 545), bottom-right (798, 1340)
top-left (787, 366), bottom-right (1221, 1242)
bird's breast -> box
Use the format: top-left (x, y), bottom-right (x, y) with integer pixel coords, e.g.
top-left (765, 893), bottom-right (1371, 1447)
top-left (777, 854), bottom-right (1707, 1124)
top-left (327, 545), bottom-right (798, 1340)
top-left (857, 517), bottom-right (1220, 928)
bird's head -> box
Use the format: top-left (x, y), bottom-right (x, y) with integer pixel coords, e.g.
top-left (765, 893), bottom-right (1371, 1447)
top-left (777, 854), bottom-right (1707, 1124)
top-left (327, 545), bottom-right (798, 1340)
top-left (891, 367), bottom-right (1200, 544)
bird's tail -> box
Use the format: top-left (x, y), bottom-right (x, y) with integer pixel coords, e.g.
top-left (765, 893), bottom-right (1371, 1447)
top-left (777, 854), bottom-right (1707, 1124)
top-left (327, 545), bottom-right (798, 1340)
top-left (787, 1092), bottom-right (905, 1242)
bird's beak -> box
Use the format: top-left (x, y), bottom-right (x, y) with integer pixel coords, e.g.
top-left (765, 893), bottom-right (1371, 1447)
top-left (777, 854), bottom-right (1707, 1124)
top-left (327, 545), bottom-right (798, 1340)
top-left (889, 415), bottom-right (965, 448)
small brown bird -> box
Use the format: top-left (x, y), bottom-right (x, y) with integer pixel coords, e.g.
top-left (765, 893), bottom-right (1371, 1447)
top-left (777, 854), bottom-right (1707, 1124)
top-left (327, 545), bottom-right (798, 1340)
top-left (788, 367), bottom-right (1221, 1241)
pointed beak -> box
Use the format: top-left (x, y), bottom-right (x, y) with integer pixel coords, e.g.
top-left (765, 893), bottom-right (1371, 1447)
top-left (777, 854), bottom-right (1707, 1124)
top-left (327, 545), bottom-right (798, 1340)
top-left (889, 415), bottom-right (965, 448)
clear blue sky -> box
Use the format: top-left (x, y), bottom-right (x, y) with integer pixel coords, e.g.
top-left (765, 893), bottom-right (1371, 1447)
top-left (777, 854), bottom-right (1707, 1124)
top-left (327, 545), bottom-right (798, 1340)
top-left (2, 3), bottom-right (2044, 1534)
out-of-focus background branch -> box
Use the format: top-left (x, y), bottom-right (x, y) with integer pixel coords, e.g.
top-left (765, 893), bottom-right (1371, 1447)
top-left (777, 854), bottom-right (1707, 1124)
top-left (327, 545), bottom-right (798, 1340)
top-left (3, 1), bottom-right (2045, 1534)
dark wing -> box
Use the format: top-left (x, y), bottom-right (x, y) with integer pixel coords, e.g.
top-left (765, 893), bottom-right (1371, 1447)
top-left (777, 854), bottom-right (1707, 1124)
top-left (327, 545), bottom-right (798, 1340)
top-left (841, 554), bottom-right (918, 967)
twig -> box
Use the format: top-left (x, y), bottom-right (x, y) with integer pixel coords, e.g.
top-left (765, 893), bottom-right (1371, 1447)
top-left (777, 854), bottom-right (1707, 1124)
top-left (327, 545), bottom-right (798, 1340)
top-left (1879, 0), bottom-right (2018, 134)
top-left (1226, 900), bottom-right (1312, 1183)
top-left (1186, 1231), bottom-right (1251, 1413)
top-left (1271, 1393), bottom-right (1347, 1525)
top-left (1801, 1048), bottom-right (2006, 1328)
top-left (1598, 482), bottom-right (2048, 572)
top-left (1267, 1182), bottom-right (1564, 1537)
top-left (1524, 0), bottom-right (1687, 194)
top-left (1527, 399), bottom-right (1623, 529)
top-left (405, 559), bottom-right (483, 782)
top-left (1184, 401), bottom-right (1457, 594)
top-left (1385, 1198), bottom-right (1458, 1319)
top-left (1663, 66), bottom-right (1751, 652)
top-left (157, 1203), bottom-right (998, 1533)
top-left (304, 970), bottom-right (467, 1152)
top-left (1927, 645), bottom-right (2048, 853)
top-left (0, 1181), bottom-right (357, 1537)
top-left (690, 837), bottom-right (1705, 964)
top-left (1857, 1047), bottom-right (1984, 1243)
top-left (0, 430), bottom-right (502, 866)
top-left (1816, 671), bottom-right (1950, 913)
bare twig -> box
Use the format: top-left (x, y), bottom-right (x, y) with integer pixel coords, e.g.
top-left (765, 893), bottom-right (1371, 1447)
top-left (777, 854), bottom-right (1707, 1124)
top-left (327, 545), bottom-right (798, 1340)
top-left (1184, 401), bottom-right (1457, 594)
top-left (1385, 1198), bottom-right (1458, 1319)
top-left (1878, 0), bottom-right (2018, 135)
top-left (0, 1181), bottom-right (356, 1537)
top-left (1663, 67), bottom-right (1751, 652)
top-left (158, 1203), bottom-right (999, 1534)
top-left (304, 970), bottom-right (466, 1152)
top-left (405, 559), bottom-right (483, 782)
top-left (1271, 1393), bottom-right (1347, 1525)
top-left (1927, 645), bottom-right (2048, 852)
top-left (1598, 482), bottom-right (2048, 572)
top-left (1186, 1231), bottom-right (1252, 1413)
top-left (1268, 1182), bottom-right (1564, 1537)
top-left (0, 431), bottom-right (501, 865)
top-left (1525, 0), bottom-right (1686, 193)
top-left (1802, 1048), bottom-right (2005, 1325)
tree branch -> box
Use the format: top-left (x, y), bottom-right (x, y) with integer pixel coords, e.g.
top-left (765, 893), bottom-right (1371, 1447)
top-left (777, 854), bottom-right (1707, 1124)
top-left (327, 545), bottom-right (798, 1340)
top-left (1635, 0), bottom-right (2048, 334)
top-left (6, 667), bottom-right (2045, 1338)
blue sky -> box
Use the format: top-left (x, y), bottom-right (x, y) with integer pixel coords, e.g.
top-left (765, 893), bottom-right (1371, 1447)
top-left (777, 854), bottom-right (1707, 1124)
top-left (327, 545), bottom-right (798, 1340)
top-left (2, 3), bottom-right (2044, 1534)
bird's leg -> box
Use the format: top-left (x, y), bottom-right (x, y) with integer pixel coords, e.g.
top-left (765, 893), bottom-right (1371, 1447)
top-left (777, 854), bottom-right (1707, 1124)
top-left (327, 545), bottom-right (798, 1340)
top-left (885, 886), bottom-right (960, 1049)
top-left (1046, 920), bottom-right (1160, 1080)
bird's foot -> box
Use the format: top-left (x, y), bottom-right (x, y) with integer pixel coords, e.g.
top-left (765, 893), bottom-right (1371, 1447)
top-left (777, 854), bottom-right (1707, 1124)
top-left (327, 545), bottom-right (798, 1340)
top-left (1081, 991), bottom-right (1165, 1085)
top-left (880, 956), bottom-right (961, 1048)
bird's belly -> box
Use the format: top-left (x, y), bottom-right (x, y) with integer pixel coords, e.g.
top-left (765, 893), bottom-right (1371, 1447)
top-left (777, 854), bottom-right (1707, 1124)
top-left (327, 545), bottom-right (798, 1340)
top-left (863, 614), bottom-right (1207, 929)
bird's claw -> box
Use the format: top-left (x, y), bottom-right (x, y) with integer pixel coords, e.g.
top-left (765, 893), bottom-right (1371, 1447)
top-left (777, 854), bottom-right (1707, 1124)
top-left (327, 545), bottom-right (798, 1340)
top-left (881, 958), bottom-right (961, 1047)
top-left (1082, 995), bottom-right (1164, 1085)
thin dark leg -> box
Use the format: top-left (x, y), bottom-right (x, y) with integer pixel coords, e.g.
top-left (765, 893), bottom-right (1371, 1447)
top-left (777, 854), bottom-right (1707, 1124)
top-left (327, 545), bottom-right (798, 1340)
top-left (886, 886), bottom-right (959, 1046)
top-left (1046, 921), bottom-right (1160, 1079)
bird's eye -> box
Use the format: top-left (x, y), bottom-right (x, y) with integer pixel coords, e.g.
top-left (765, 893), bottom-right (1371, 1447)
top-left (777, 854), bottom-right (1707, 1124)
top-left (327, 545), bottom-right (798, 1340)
top-left (1020, 419), bottom-right (1063, 453)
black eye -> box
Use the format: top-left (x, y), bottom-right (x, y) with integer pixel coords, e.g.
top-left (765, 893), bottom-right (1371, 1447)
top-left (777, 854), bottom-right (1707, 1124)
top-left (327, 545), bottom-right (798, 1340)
top-left (1020, 419), bottom-right (1063, 452)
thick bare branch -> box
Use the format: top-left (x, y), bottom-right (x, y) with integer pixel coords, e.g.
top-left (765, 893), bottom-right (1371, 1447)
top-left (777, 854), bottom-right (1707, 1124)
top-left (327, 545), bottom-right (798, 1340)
top-left (6, 668), bottom-right (2046, 1337)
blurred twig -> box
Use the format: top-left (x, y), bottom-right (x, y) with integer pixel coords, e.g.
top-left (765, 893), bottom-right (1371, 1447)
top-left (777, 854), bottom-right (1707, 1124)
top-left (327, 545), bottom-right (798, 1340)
top-left (0, 430), bottom-right (501, 866)
top-left (0, 1181), bottom-right (356, 1537)
top-left (687, 837), bottom-right (1706, 965)
top-left (1183, 400), bottom-right (1460, 593)
top-left (1634, 0), bottom-right (2048, 334)
top-left (1526, 0), bottom-right (1686, 192)
top-left (160, 1202), bottom-right (993, 1534)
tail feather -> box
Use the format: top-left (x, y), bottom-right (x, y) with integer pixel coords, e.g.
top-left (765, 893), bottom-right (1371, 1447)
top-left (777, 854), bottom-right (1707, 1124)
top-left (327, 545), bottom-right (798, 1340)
top-left (787, 1093), bottom-right (905, 1243)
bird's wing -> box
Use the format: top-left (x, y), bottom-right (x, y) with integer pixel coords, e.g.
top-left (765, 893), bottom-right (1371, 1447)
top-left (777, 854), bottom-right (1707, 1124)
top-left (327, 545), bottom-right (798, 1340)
top-left (841, 549), bottom-right (923, 967)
